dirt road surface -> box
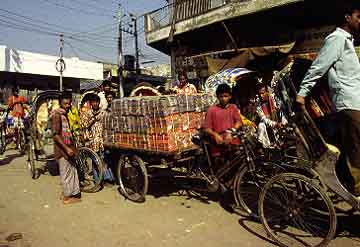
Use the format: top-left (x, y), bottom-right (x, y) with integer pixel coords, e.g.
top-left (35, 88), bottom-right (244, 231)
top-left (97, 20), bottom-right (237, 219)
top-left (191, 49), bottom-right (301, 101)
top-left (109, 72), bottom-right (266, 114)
top-left (0, 151), bottom-right (359, 247)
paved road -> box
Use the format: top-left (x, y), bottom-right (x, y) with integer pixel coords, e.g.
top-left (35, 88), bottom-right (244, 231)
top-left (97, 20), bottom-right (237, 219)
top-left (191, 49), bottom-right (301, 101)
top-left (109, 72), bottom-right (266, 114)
top-left (0, 151), bottom-right (359, 247)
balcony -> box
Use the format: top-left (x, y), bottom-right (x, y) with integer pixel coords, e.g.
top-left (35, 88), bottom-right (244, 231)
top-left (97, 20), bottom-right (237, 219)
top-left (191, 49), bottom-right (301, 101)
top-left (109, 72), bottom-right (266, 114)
top-left (144, 0), bottom-right (304, 53)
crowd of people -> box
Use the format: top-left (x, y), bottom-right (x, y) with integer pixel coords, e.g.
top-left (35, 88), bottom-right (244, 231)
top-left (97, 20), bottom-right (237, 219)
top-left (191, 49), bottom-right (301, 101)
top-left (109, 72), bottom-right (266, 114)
top-left (2, 2), bottom-right (359, 206)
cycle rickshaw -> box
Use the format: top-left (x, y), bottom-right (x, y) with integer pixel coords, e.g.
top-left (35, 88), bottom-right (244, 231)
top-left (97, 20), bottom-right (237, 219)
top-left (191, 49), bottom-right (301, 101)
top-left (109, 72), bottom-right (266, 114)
top-left (201, 61), bottom-right (360, 247)
top-left (106, 70), bottom-right (294, 207)
top-left (0, 102), bottom-right (29, 155)
top-left (26, 90), bottom-right (104, 193)
top-left (226, 60), bottom-right (360, 247)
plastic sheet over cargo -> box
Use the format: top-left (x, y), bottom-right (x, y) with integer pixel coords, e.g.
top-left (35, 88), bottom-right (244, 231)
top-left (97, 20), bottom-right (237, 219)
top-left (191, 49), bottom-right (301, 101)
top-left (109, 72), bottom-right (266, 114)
top-left (103, 94), bottom-right (217, 152)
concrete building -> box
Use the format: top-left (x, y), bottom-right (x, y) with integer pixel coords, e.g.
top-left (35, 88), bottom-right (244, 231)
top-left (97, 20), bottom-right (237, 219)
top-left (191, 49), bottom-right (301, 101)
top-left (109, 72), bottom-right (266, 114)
top-left (144, 0), bottom-right (359, 80)
top-left (0, 45), bottom-right (103, 92)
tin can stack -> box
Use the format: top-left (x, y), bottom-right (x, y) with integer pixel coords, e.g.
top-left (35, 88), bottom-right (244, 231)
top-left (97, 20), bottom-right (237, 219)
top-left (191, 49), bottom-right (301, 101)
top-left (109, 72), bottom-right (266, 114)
top-left (103, 94), bottom-right (217, 152)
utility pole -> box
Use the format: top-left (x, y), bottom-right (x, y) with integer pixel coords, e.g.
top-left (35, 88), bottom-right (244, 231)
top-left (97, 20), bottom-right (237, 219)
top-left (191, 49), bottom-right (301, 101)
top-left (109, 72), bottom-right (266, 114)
top-left (56, 33), bottom-right (65, 91)
top-left (117, 4), bottom-right (124, 98)
top-left (132, 15), bottom-right (140, 76)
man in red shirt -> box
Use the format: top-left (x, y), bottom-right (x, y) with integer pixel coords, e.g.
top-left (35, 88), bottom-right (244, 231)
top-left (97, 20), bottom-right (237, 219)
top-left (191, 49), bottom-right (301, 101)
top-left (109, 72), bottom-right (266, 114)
top-left (203, 84), bottom-right (242, 157)
top-left (7, 87), bottom-right (28, 149)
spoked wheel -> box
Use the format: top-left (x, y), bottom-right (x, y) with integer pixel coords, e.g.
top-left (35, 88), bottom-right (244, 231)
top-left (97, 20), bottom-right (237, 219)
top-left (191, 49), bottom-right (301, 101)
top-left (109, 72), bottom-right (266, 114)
top-left (233, 161), bottom-right (285, 218)
top-left (18, 128), bottom-right (26, 154)
top-left (0, 126), bottom-right (6, 154)
top-left (258, 173), bottom-right (337, 247)
top-left (76, 147), bottom-right (104, 193)
top-left (26, 137), bottom-right (39, 179)
top-left (117, 155), bottom-right (148, 203)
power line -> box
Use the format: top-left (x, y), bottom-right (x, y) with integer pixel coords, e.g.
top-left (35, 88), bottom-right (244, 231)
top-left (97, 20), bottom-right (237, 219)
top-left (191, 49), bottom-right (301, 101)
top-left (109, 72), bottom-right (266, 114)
top-left (0, 7), bottom-right (121, 43)
top-left (66, 41), bottom-right (114, 63)
top-left (41, 0), bottom-right (116, 18)
top-left (0, 19), bottom-right (58, 37)
top-left (67, 36), bottom-right (117, 50)
top-left (71, 22), bottom-right (118, 37)
top-left (63, 0), bottom-right (116, 15)
top-left (0, 8), bottom-right (81, 33)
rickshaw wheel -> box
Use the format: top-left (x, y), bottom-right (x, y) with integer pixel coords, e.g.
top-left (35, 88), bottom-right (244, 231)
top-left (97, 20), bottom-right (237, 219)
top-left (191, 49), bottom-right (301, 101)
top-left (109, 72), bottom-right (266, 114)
top-left (233, 161), bottom-right (285, 218)
top-left (18, 128), bottom-right (26, 154)
top-left (258, 173), bottom-right (336, 247)
top-left (76, 147), bottom-right (104, 193)
top-left (117, 155), bottom-right (148, 203)
top-left (0, 124), bottom-right (6, 154)
top-left (26, 137), bottom-right (37, 179)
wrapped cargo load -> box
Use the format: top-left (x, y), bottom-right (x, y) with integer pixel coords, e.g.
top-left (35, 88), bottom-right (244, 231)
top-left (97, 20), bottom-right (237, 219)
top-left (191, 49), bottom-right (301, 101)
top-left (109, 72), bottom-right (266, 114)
top-left (103, 94), bottom-right (217, 152)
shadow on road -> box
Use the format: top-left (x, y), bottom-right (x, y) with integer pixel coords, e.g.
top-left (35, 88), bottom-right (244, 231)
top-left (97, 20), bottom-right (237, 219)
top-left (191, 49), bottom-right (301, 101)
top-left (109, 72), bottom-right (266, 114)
top-left (336, 213), bottom-right (360, 241)
top-left (0, 153), bottom-right (23, 166)
top-left (146, 174), bottom-right (220, 206)
top-left (238, 217), bottom-right (280, 246)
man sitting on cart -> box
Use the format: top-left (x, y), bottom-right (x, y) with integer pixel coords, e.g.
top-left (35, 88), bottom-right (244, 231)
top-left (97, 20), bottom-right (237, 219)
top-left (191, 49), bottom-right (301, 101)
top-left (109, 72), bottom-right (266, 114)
top-left (203, 84), bottom-right (243, 160)
top-left (172, 72), bottom-right (197, 95)
top-left (256, 83), bottom-right (288, 148)
top-left (80, 94), bottom-right (115, 185)
top-left (105, 91), bottom-right (115, 111)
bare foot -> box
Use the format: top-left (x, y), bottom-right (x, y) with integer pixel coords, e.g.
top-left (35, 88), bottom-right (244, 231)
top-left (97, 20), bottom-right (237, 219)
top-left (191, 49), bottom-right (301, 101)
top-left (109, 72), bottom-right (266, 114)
top-left (63, 197), bottom-right (81, 205)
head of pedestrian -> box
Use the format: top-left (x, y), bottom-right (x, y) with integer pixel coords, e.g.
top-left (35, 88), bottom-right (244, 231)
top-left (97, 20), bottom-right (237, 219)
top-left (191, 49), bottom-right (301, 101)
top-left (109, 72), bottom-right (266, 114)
top-left (89, 93), bottom-right (100, 111)
top-left (338, 1), bottom-right (360, 34)
top-left (105, 91), bottom-right (115, 105)
top-left (102, 81), bottom-right (111, 93)
top-left (178, 72), bottom-right (188, 88)
top-left (12, 86), bottom-right (19, 96)
top-left (59, 91), bottom-right (72, 113)
top-left (216, 84), bottom-right (232, 108)
top-left (256, 82), bottom-right (269, 103)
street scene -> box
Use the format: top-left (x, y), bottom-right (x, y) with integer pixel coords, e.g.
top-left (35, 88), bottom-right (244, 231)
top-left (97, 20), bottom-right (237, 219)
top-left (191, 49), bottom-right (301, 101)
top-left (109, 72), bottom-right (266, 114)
top-left (1, 0), bottom-right (360, 247)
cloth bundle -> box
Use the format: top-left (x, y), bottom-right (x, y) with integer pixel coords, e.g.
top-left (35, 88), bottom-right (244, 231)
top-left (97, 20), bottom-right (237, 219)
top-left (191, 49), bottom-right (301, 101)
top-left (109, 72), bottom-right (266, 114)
top-left (103, 94), bottom-right (217, 152)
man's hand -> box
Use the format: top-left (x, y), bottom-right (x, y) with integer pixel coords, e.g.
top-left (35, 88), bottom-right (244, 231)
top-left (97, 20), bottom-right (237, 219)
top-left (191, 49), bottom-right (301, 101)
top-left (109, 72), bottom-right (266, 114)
top-left (214, 133), bottom-right (224, 145)
top-left (296, 95), bottom-right (306, 111)
top-left (66, 147), bottom-right (76, 157)
top-left (275, 122), bottom-right (283, 129)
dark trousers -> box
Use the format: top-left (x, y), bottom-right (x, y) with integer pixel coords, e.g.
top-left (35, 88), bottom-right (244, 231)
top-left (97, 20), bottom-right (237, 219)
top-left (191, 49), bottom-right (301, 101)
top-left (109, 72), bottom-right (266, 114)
top-left (337, 110), bottom-right (360, 196)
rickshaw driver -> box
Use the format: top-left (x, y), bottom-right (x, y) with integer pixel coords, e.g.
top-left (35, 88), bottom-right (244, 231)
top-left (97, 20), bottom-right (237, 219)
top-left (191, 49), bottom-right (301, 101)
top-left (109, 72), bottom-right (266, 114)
top-left (203, 84), bottom-right (243, 160)
top-left (7, 86), bottom-right (29, 149)
top-left (296, 2), bottom-right (360, 198)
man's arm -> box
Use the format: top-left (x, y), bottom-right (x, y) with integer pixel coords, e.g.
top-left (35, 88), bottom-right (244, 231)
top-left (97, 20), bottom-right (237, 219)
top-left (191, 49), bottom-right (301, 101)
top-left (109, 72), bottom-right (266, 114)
top-left (232, 106), bottom-right (243, 129)
top-left (297, 34), bottom-right (345, 104)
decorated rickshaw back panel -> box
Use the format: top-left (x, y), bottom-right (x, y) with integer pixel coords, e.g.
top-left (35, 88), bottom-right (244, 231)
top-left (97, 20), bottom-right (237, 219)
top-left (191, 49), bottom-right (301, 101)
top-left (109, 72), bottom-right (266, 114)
top-left (103, 94), bottom-right (217, 152)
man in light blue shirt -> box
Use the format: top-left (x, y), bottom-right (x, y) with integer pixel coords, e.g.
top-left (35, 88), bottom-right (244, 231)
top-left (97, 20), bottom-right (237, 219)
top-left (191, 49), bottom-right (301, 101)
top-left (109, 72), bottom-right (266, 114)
top-left (297, 2), bottom-right (360, 197)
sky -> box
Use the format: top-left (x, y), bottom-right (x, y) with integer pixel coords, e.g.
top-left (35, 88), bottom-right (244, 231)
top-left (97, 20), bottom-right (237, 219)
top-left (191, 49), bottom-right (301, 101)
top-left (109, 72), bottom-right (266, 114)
top-left (1, 0), bottom-right (170, 65)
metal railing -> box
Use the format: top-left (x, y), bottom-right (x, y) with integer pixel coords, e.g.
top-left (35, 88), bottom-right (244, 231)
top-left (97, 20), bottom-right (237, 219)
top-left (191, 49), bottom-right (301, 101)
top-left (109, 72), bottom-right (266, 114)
top-left (145, 0), bottom-right (251, 33)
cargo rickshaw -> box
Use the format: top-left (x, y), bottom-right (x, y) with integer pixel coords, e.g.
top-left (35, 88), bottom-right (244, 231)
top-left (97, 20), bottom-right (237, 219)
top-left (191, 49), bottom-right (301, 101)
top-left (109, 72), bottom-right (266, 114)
top-left (26, 90), bottom-right (104, 193)
top-left (105, 69), bottom-right (297, 207)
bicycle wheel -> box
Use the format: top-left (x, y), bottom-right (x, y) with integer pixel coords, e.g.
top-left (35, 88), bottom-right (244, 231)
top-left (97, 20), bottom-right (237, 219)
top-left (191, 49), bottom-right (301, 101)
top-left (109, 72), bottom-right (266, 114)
top-left (18, 129), bottom-right (26, 154)
top-left (259, 173), bottom-right (337, 247)
top-left (0, 125), bottom-right (6, 154)
top-left (76, 147), bottom-right (104, 193)
top-left (233, 161), bottom-right (285, 218)
top-left (117, 154), bottom-right (148, 203)
top-left (26, 137), bottom-right (38, 179)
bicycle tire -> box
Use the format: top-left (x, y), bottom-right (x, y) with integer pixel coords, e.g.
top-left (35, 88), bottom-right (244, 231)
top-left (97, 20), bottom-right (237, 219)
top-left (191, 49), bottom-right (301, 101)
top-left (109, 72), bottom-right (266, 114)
top-left (19, 129), bottom-right (26, 154)
top-left (0, 125), bottom-right (5, 154)
top-left (26, 137), bottom-right (38, 179)
top-left (117, 154), bottom-right (148, 203)
top-left (76, 147), bottom-right (104, 193)
top-left (233, 162), bottom-right (285, 218)
top-left (258, 173), bottom-right (337, 247)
